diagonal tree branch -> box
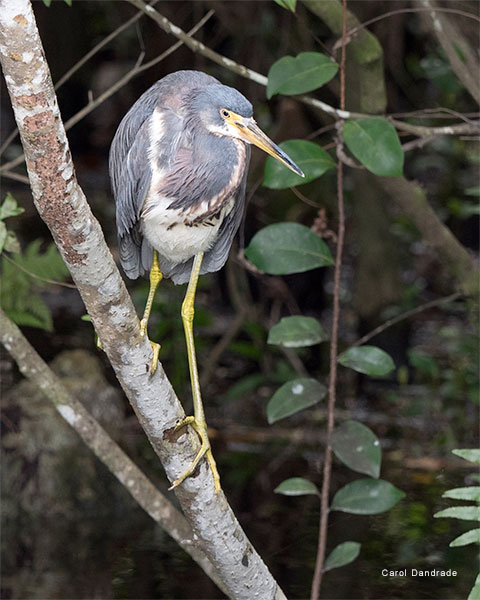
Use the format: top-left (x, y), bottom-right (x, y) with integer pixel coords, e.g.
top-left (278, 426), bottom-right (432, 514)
top-left (0, 2), bottom-right (286, 598)
top-left (0, 307), bottom-right (227, 595)
top-left (419, 0), bottom-right (480, 105)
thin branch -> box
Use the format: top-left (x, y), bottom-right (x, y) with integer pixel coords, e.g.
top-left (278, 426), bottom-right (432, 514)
top-left (311, 2), bottom-right (348, 598)
top-left (0, 307), bottom-right (227, 595)
top-left (2, 252), bottom-right (78, 289)
top-left (390, 120), bottom-right (479, 138)
top-left (401, 134), bottom-right (438, 152)
top-left (1, 170), bottom-right (29, 184)
top-left (200, 307), bottom-right (248, 388)
top-left (55, 0), bottom-right (160, 90)
top-left (419, 0), bottom-right (480, 105)
top-left (349, 293), bottom-right (462, 349)
top-left (0, 128), bottom-right (19, 157)
top-left (332, 6), bottom-right (480, 52)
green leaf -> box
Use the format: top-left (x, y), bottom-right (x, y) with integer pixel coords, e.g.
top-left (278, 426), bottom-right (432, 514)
top-left (0, 240), bottom-right (69, 332)
top-left (434, 506), bottom-right (480, 521)
top-left (4, 231), bottom-right (21, 253)
top-left (408, 349), bottom-right (439, 379)
top-left (465, 185), bottom-right (480, 197)
top-left (331, 421), bottom-right (381, 478)
top-left (274, 477), bottom-right (319, 496)
top-left (443, 487), bottom-right (480, 502)
top-left (64, 0), bottom-right (73, 6)
top-left (0, 193), bottom-right (24, 220)
top-left (468, 577), bottom-right (480, 600)
top-left (343, 118), bottom-right (404, 177)
top-left (450, 529), bottom-right (480, 547)
top-left (245, 222), bottom-right (334, 275)
top-left (267, 52), bottom-right (338, 99)
top-left (324, 542), bottom-right (361, 572)
top-left (0, 222), bottom-right (6, 253)
top-left (42, 0), bottom-right (52, 5)
top-left (267, 377), bottom-right (326, 424)
top-left (268, 316), bottom-right (328, 348)
top-left (453, 449), bottom-right (480, 465)
top-left (331, 478), bottom-right (405, 515)
top-left (263, 139), bottom-right (335, 189)
top-left (273, 0), bottom-right (296, 11)
top-left (338, 345), bottom-right (395, 377)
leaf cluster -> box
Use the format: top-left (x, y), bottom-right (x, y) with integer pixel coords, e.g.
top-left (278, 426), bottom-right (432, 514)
top-left (434, 449), bottom-right (480, 600)
top-left (0, 195), bottom-right (70, 331)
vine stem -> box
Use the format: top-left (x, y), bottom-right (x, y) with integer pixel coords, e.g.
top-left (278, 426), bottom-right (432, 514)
top-left (310, 0), bottom-right (347, 598)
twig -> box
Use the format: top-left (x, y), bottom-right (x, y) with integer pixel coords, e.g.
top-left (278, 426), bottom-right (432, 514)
top-left (200, 308), bottom-right (248, 388)
top-left (0, 308), bottom-right (226, 595)
top-left (55, 0), bottom-right (160, 91)
top-left (349, 293), bottom-right (462, 349)
top-left (0, 9), bottom-right (214, 176)
top-left (2, 252), bottom-right (78, 289)
top-left (311, 1), bottom-right (348, 598)
top-left (390, 120), bottom-right (479, 138)
top-left (290, 186), bottom-right (322, 208)
top-left (419, 0), bottom-right (480, 104)
top-left (332, 6), bottom-right (480, 52)
top-left (1, 170), bottom-right (29, 184)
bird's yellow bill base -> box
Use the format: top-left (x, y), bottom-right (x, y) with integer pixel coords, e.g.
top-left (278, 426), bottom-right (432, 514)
top-left (168, 416), bottom-right (221, 493)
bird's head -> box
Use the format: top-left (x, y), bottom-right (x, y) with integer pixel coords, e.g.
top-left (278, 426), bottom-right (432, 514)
top-left (189, 83), bottom-right (304, 178)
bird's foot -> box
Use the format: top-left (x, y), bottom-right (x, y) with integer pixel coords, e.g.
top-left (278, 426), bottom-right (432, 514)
top-left (168, 416), bottom-right (221, 493)
top-left (140, 318), bottom-right (161, 375)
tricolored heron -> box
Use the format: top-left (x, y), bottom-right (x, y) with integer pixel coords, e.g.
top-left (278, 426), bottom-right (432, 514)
top-left (109, 70), bottom-right (303, 493)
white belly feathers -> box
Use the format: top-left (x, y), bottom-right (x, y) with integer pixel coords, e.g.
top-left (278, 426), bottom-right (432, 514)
top-left (141, 195), bottom-right (235, 265)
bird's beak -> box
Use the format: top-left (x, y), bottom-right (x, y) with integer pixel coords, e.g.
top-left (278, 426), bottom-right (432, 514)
top-left (233, 116), bottom-right (304, 178)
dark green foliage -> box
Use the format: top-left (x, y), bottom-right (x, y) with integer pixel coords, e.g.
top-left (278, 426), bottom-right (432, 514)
top-left (266, 377), bottom-right (327, 424)
top-left (324, 542), bottom-right (361, 572)
top-left (331, 421), bottom-right (381, 479)
top-left (338, 345), bottom-right (396, 377)
top-left (434, 450), bottom-right (480, 599)
top-left (267, 52), bottom-right (338, 98)
top-left (274, 477), bottom-right (319, 497)
top-left (267, 316), bottom-right (328, 348)
top-left (245, 222), bottom-right (334, 274)
top-left (343, 118), bottom-right (404, 177)
top-left (331, 478), bottom-right (405, 515)
top-left (263, 140), bottom-right (335, 189)
top-left (1, 240), bottom-right (70, 331)
top-left (272, 0), bottom-right (297, 13)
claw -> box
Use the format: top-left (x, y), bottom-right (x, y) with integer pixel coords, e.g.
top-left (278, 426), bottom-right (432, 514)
top-left (168, 416), bottom-right (221, 493)
top-left (149, 340), bottom-right (161, 375)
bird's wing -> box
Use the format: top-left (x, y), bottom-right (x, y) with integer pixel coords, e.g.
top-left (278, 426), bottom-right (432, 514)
top-left (109, 81), bottom-right (185, 279)
top-left (202, 146), bottom-right (251, 272)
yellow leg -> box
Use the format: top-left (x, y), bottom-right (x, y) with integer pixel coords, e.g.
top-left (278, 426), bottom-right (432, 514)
top-left (169, 252), bottom-right (221, 493)
top-left (140, 250), bottom-right (162, 374)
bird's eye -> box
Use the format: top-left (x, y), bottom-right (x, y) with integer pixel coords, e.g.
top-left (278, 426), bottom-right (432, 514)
top-left (221, 109), bottom-right (230, 119)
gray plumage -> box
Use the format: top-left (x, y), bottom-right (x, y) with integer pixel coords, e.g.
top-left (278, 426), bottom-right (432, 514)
top-left (109, 70), bottom-right (251, 284)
